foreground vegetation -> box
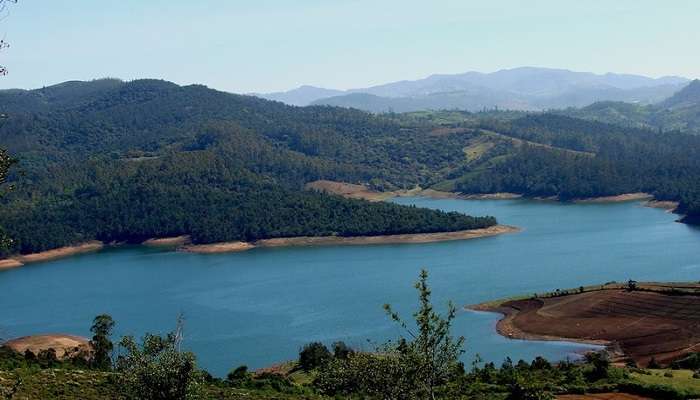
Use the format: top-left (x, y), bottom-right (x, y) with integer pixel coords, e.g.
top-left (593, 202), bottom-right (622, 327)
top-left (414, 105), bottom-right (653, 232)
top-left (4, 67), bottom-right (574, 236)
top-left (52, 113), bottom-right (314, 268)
top-left (3, 271), bottom-right (700, 400)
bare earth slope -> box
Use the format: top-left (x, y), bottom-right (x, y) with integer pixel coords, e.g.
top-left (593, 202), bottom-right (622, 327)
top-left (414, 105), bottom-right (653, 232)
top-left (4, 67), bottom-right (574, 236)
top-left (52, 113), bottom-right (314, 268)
top-left (473, 285), bottom-right (700, 367)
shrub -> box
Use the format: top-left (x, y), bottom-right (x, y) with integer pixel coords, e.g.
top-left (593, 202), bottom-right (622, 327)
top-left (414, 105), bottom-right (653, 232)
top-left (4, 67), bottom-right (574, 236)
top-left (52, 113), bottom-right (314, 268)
top-left (226, 365), bottom-right (250, 386)
top-left (670, 352), bottom-right (700, 370)
top-left (115, 320), bottom-right (201, 400)
top-left (314, 351), bottom-right (420, 398)
top-left (507, 381), bottom-right (555, 400)
top-left (531, 356), bottom-right (551, 370)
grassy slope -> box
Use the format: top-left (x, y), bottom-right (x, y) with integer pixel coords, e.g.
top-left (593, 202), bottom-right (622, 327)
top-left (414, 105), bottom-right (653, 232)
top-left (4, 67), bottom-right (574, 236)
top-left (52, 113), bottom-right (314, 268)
top-left (630, 369), bottom-right (700, 395)
top-left (0, 367), bottom-right (323, 400)
top-left (5, 366), bottom-right (700, 399)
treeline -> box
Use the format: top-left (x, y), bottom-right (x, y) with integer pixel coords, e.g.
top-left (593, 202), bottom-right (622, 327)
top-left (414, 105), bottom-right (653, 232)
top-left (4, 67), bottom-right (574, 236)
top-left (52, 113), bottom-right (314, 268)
top-left (0, 150), bottom-right (494, 256)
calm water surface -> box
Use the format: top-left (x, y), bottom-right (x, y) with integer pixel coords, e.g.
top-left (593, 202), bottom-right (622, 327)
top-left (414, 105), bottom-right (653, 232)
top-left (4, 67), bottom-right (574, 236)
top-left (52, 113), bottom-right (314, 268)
top-left (1, 198), bottom-right (699, 376)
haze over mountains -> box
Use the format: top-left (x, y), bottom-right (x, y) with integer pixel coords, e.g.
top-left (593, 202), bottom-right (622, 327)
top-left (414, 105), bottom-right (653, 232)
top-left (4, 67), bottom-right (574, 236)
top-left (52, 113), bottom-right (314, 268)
top-left (257, 67), bottom-right (690, 112)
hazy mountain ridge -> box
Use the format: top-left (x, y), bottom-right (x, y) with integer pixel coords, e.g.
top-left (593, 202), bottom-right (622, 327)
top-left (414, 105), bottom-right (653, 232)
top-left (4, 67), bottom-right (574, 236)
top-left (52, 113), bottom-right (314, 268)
top-left (256, 67), bottom-right (689, 111)
top-left (252, 85), bottom-right (344, 106)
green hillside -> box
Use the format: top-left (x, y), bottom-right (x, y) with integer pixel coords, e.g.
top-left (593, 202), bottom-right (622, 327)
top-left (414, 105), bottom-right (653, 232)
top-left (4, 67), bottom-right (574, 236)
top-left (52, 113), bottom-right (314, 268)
top-left (0, 80), bottom-right (496, 255)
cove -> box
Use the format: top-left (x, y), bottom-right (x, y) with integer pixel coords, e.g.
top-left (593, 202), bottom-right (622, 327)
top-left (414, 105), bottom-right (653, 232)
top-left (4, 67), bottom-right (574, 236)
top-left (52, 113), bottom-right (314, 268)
top-left (1, 198), bottom-right (699, 376)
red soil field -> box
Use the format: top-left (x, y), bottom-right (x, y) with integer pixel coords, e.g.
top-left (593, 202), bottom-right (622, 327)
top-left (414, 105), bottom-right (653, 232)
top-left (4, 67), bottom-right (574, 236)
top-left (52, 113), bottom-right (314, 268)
top-left (475, 286), bottom-right (700, 367)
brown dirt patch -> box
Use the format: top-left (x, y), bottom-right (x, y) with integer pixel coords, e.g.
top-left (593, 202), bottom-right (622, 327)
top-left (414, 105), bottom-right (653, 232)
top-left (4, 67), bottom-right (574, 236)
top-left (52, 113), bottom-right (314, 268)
top-left (557, 394), bottom-right (650, 400)
top-left (304, 180), bottom-right (395, 201)
top-left (477, 287), bottom-right (700, 367)
top-left (4, 334), bottom-right (90, 359)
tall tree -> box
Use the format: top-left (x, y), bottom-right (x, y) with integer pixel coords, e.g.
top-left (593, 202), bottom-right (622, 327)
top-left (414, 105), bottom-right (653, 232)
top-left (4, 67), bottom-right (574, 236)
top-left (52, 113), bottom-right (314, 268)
top-left (384, 269), bottom-right (465, 400)
top-left (90, 314), bottom-right (115, 370)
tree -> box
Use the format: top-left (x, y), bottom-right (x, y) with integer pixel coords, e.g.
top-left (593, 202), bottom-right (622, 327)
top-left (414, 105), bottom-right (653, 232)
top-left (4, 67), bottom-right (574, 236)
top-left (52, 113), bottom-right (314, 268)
top-left (0, 0), bottom-right (17, 252)
top-left (383, 269), bottom-right (465, 400)
top-left (298, 342), bottom-right (331, 371)
top-left (332, 341), bottom-right (353, 360)
top-left (89, 314), bottom-right (115, 370)
top-left (0, 1), bottom-right (17, 76)
top-left (0, 149), bottom-right (15, 250)
top-left (115, 318), bottom-right (200, 400)
top-left (0, 0), bottom-right (16, 76)
top-left (584, 351), bottom-right (611, 381)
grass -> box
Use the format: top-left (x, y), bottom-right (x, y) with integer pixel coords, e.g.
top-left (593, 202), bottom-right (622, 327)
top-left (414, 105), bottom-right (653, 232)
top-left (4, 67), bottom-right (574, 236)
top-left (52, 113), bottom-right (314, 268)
top-left (0, 368), bottom-right (124, 400)
top-left (463, 140), bottom-right (496, 162)
top-left (630, 369), bottom-right (700, 395)
top-left (0, 365), bottom-right (323, 400)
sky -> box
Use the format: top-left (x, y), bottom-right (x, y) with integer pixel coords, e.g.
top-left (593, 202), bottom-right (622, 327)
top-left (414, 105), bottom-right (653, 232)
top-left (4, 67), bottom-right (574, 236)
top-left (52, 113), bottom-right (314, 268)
top-left (0, 0), bottom-right (698, 93)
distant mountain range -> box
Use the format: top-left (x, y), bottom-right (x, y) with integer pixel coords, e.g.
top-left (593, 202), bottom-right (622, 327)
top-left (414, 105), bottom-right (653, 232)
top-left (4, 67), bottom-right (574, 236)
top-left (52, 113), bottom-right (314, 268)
top-left (255, 67), bottom-right (690, 112)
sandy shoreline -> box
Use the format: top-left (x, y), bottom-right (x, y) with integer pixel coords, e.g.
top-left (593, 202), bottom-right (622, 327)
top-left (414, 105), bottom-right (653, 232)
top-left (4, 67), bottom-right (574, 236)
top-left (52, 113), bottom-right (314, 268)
top-left (468, 302), bottom-right (610, 348)
top-left (181, 241), bottom-right (255, 253)
top-left (142, 235), bottom-right (191, 246)
top-left (573, 192), bottom-right (653, 204)
top-left (0, 241), bottom-right (104, 270)
top-left (0, 226), bottom-right (519, 265)
top-left (183, 225), bottom-right (520, 254)
top-left (0, 259), bottom-right (24, 270)
top-left (642, 199), bottom-right (680, 211)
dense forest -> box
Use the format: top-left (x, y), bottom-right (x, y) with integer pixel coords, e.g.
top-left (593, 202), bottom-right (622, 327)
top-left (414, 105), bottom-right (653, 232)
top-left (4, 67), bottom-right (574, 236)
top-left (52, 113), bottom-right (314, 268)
top-left (0, 79), bottom-right (495, 255)
top-left (455, 114), bottom-right (700, 216)
top-left (2, 79), bottom-right (700, 255)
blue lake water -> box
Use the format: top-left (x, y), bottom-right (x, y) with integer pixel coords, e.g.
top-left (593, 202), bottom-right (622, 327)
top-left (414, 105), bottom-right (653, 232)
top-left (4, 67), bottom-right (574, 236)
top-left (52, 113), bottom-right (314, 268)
top-left (1, 197), bottom-right (700, 376)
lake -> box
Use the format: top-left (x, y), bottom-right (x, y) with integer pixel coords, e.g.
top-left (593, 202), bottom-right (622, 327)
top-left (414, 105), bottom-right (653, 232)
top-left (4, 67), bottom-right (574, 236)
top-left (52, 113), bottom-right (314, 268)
top-left (1, 197), bottom-right (699, 376)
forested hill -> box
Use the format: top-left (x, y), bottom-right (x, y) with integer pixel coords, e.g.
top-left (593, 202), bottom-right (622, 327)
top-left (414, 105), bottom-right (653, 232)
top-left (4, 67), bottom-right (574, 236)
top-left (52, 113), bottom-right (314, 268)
top-left (560, 79), bottom-right (700, 134)
top-left (0, 79), bottom-right (497, 255)
top-left (452, 114), bottom-right (700, 217)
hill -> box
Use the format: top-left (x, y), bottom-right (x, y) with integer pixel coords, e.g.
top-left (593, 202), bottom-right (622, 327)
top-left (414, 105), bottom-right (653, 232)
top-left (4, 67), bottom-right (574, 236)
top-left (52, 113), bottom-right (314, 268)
top-left (0, 79), bottom-right (498, 256)
top-left (563, 80), bottom-right (700, 134)
top-left (253, 85), bottom-right (343, 106)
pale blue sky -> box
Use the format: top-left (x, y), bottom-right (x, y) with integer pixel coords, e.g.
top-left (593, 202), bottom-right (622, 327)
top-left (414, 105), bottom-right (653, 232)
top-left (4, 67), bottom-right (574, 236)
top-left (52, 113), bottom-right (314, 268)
top-left (1, 0), bottom-right (698, 92)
